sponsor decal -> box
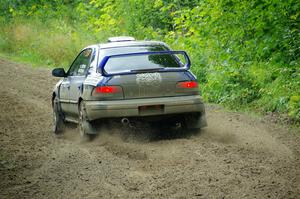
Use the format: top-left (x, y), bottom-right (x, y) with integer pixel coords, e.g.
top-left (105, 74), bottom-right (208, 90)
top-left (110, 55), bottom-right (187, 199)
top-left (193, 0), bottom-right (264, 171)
top-left (136, 72), bottom-right (162, 87)
top-left (136, 72), bottom-right (162, 96)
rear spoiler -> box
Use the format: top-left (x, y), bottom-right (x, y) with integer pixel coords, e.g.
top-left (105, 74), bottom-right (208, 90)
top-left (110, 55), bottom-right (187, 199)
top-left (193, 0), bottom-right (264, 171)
top-left (99, 51), bottom-right (191, 77)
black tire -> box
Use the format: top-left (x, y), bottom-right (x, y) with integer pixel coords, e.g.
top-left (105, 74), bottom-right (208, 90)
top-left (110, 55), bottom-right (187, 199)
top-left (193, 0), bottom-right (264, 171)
top-left (181, 114), bottom-right (202, 135)
top-left (52, 96), bottom-right (64, 134)
top-left (78, 102), bottom-right (95, 141)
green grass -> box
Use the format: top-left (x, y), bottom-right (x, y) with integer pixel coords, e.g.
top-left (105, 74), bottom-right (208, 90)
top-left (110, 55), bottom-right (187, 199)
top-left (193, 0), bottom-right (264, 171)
top-left (0, 18), bottom-right (100, 69)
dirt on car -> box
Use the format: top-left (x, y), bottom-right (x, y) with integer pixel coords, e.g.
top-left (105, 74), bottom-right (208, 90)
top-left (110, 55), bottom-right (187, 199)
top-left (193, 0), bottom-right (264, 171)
top-left (0, 58), bottom-right (299, 198)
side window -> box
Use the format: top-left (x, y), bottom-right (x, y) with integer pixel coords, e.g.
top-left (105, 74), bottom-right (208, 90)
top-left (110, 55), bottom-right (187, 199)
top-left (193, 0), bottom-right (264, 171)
top-left (68, 49), bottom-right (92, 76)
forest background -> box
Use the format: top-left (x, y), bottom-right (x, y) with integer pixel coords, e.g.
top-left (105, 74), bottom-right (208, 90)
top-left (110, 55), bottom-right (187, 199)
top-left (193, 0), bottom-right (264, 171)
top-left (0, 0), bottom-right (299, 122)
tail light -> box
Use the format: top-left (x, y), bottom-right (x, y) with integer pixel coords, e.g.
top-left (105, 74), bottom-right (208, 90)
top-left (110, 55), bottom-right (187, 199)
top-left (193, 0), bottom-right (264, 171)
top-left (95, 86), bottom-right (122, 94)
top-left (176, 81), bottom-right (198, 89)
top-left (176, 81), bottom-right (199, 94)
top-left (92, 85), bottom-right (123, 99)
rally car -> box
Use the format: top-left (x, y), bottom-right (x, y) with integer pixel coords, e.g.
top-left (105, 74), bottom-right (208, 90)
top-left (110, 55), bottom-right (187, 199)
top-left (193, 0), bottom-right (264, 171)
top-left (51, 36), bottom-right (207, 139)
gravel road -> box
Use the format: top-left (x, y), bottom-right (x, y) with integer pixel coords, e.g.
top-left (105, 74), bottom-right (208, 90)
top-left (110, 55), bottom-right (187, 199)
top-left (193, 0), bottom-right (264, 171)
top-left (0, 58), bottom-right (299, 199)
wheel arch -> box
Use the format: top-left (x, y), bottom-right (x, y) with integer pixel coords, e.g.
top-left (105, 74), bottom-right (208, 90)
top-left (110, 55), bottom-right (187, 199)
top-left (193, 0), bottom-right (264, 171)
top-left (52, 92), bottom-right (56, 107)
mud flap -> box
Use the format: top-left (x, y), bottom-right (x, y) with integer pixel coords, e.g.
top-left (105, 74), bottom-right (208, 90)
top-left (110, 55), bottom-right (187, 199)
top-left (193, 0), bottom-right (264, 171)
top-left (184, 112), bottom-right (207, 129)
top-left (80, 102), bottom-right (97, 135)
top-left (82, 120), bottom-right (96, 135)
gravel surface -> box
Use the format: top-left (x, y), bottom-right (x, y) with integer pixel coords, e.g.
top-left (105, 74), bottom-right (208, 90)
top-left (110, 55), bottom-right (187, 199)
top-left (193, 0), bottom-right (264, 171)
top-left (0, 58), bottom-right (299, 199)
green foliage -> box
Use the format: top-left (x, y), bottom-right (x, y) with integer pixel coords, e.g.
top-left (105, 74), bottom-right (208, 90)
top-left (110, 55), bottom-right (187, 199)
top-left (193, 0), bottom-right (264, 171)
top-left (0, 17), bottom-right (96, 67)
top-left (289, 96), bottom-right (300, 120)
top-left (0, 0), bottom-right (299, 122)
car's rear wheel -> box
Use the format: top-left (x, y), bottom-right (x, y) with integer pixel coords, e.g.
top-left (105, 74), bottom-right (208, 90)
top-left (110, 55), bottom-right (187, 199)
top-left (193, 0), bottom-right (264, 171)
top-left (52, 96), bottom-right (64, 134)
top-left (78, 102), bottom-right (95, 141)
top-left (182, 114), bottom-right (202, 134)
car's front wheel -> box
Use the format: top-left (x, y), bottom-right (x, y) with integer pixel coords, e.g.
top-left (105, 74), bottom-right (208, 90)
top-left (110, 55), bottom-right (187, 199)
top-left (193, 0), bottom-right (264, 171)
top-left (52, 96), bottom-right (64, 134)
top-left (78, 102), bottom-right (95, 141)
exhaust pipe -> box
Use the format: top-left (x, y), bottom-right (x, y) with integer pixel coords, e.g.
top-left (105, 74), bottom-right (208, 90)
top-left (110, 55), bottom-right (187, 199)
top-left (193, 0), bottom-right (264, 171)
top-left (121, 118), bottom-right (135, 128)
top-left (121, 118), bottom-right (130, 125)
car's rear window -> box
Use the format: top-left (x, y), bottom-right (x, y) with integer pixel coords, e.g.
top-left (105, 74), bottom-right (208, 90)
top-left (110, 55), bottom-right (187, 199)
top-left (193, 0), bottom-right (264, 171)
top-left (99, 45), bottom-right (184, 74)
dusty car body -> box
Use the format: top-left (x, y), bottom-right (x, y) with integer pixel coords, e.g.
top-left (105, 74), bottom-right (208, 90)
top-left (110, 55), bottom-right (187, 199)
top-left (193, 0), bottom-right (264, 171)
top-left (52, 37), bottom-right (207, 139)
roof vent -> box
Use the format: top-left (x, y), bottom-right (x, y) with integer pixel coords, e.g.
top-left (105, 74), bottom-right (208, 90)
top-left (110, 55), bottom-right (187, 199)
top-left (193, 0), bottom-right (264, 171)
top-left (108, 36), bottom-right (135, 42)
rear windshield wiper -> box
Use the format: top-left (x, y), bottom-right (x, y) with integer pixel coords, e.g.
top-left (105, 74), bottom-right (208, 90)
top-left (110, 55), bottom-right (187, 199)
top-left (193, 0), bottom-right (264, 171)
top-left (130, 68), bottom-right (164, 73)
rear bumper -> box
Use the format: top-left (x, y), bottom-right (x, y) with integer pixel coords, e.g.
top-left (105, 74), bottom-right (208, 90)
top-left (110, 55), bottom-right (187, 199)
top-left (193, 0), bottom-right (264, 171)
top-left (85, 95), bottom-right (205, 121)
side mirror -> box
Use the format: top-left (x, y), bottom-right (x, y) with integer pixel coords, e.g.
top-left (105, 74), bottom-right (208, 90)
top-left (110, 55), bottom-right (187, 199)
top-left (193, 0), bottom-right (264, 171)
top-left (52, 68), bottom-right (66, 77)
